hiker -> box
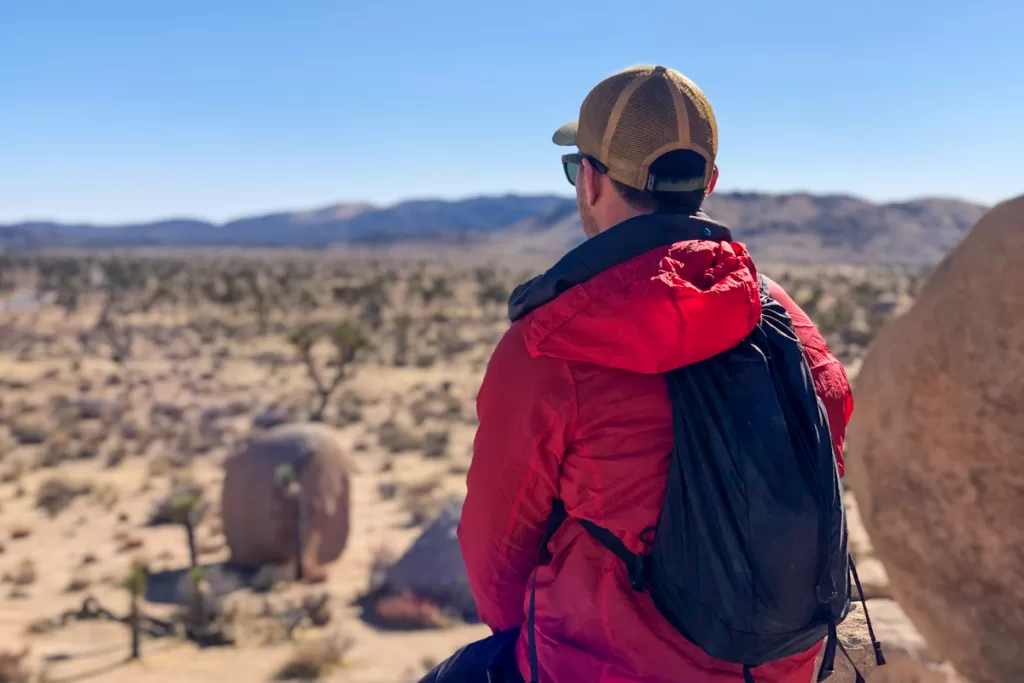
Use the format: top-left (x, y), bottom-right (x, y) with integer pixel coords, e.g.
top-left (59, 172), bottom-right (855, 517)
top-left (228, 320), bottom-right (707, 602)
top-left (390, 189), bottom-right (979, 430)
top-left (423, 65), bottom-right (864, 683)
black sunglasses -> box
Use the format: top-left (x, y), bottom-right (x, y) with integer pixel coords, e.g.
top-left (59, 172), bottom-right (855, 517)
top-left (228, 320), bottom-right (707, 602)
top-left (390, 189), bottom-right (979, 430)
top-left (562, 153), bottom-right (608, 186)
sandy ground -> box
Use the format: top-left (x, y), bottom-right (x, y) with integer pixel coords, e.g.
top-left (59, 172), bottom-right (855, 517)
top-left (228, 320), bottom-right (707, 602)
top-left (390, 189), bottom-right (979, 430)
top-left (0, 259), bottom-right (903, 683)
top-left (0, 298), bottom-right (496, 682)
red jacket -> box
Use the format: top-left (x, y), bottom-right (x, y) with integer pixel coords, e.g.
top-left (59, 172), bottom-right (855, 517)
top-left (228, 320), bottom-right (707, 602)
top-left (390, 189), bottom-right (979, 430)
top-left (459, 222), bottom-right (853, 683)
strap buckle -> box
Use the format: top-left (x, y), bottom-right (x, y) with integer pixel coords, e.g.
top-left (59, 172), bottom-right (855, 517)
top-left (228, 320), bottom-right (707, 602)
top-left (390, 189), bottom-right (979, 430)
top-left (627, 554), bottom-right (647, 592)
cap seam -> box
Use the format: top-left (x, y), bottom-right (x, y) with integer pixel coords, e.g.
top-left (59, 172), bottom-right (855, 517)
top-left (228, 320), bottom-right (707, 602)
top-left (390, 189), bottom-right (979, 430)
top-left (599, 70), bottom-right (655, 167)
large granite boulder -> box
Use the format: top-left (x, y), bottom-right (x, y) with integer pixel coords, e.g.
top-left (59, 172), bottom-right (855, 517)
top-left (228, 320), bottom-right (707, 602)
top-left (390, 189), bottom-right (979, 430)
top-left (384, 496), bottom-right (478, 620)
top-left (846, 195), bottom-right (1024, 683)
top-left (221, 423), bottom-right (352, 573)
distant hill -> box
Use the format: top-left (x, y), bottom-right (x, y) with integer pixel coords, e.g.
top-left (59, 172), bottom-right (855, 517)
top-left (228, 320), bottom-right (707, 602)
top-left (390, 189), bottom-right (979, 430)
top-left (1, 192), bottom-right (988, 266)
top-left (503, 193), bottom-right (988, 266)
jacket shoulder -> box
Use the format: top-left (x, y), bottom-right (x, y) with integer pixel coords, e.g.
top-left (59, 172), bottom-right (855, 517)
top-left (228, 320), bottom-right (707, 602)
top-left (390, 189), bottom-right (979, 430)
top-left (485, 320), bottom-right (577, 390)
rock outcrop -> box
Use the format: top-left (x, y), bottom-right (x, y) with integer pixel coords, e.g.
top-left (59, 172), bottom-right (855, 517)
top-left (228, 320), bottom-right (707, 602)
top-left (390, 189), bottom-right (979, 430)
top-left (846, 195), bottom-right (1024, 683)
top-left (384, 496), bottom-right (477, 620)
top-left (816, 601), bottom-right (962, 683)
top-left (221, 423), bottom-right (352, 574)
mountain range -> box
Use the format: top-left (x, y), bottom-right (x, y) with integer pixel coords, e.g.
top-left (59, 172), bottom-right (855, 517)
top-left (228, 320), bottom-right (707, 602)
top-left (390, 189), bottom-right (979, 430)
top-left (0, 192), bottom-right (988, 266)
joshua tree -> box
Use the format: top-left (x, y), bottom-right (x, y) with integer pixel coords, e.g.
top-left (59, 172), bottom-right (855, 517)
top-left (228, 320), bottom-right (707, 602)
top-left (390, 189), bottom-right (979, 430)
top-left (275, 463), bottom-right (305, 581)
top-left (290, 321), bottom-right (372, 422)
top-left (240, 268), bottom-right (274, 334)
top-left (183, 565), bottom-right (208, 639)
top-left (124, 561), bottom-right (148, 659)
top-left (170, 492), bottom-right (203, 569)
top-left (393, 314), bottom-right (412, 367)
top-left (476, 269), bottom-right (510, 310)
top-left (419, 276), bottom-right (453, 306)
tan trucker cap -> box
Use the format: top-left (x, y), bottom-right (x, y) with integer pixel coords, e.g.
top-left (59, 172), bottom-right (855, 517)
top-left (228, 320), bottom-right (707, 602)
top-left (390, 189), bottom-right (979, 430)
top-left (553, 65), bottom-right (718, 192)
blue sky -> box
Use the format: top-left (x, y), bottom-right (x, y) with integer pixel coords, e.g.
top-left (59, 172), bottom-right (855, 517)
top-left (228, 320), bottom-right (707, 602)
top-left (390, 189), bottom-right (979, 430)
top-left (1, 0), bottom-right (1021, 224)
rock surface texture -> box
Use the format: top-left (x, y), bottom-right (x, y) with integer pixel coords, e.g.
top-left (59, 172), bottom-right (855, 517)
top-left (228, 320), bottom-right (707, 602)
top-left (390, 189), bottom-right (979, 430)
top-left (385, 496), bottom-right (477, 620)
top-left (815, 601), bottom-right (962, 683)
top-left (221, 423), bottom-right (352, 572)
top-left (846, 195), bottom-right (1024, 683)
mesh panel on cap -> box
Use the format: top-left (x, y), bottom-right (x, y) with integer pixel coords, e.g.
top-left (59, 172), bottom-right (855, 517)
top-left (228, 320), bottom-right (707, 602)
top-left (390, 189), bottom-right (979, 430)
top-left (576, 69), bottom-right (641, 158)
top-left (670, 72), bottom-right (717, 157)
top-left (606, 76), bottom-right (679, 188)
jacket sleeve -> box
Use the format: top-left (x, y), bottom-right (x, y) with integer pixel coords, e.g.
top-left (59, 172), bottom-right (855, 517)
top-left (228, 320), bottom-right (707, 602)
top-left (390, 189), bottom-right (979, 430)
top-left (458, 323), bottom-right (577, 632)
top-left (765, 277), bottom-right (854, 476)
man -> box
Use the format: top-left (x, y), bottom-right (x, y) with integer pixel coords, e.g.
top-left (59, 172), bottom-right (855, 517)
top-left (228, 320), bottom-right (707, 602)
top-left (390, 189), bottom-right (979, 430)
top-left (457, 65), bottom-right (854, 683)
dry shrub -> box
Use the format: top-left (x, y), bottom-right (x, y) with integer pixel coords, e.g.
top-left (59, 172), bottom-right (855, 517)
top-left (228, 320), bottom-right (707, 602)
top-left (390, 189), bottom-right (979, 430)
top-left (77, 397), bottom-right (115, 421)
top-left (272, 633), bottom-right (354, 681)
top-left (147, 478), bottom-right (206, 526)
top-left (9, 526), bottom-right (31, 541)
top-left (250, 564), bottom-right (292, 594)
top-left (0, 646), bottom-right (31, 683)
top-left (9, 416), bottom-right (49, 445)
top-left (377, 421), bottom-right (423, 453)
top-left (120, 418), bottom-right (142, 440)
top-left (114, 533), bottom-right (144, 554)
top-left (103, 438), bottom-right (128, 468)
top-left (8, 558), bottom-right (37, 586)
top-left (0, 429), bottom-right (14, 460)
top-left (65, 570), bottom-right (92, 593)
top-left (377, 481), bottom-right (398, 501)
top-left (35, 432), bottom-right (73, 468)
top-left (409, 390), bottom-right (463, 425)
top-left (422, 430), bottom-right (449, 459)
top-left (447, 462), bottom-right (469, 476)
top-left (91, 483), bottom-right (120, 511)
top-left (414, 354), bottom-right (437, 369)
top-left (35, 477), bottom-right (92, 517)
top-left (146, 455), bottom-right (174, 479)
top-left (401, 480), bottom-right (442, 527)
top-left (373, 591), bottom-right (455, 630)
top-left (1, 459), bottom-right (26, 484)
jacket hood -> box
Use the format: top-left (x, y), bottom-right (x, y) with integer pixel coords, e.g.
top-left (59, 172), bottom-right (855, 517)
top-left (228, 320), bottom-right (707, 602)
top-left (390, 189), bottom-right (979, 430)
top-left (509, 212), bottom-right (762, 374)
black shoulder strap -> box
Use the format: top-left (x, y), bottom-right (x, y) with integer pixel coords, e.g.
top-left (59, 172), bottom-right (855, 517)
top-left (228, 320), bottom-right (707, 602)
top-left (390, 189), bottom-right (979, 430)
top-left (527, 499), bottom-right (568, 683)
top-left (578, 519), bottom-right (648, 591)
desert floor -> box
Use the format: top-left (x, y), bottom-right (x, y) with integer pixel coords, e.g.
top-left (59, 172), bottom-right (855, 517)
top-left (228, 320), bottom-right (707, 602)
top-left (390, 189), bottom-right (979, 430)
top-left (0, 254), bottom-right (911, 682)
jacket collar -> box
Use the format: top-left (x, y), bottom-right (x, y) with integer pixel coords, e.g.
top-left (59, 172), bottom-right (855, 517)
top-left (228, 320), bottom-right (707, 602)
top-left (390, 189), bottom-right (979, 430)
top-left (508, 210), bottom-right (733, 322)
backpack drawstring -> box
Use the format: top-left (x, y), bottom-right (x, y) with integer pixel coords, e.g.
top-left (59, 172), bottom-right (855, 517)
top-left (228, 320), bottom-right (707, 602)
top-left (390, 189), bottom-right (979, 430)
top-left (849, 557), bottom-right (886, 666)
top-left (818, 557), bottom-right (886, 681)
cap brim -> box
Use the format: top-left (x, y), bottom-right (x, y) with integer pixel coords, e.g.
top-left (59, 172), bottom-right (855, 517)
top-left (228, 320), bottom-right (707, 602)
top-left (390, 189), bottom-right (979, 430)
top-left (552, 120), bottom-right (578, 146)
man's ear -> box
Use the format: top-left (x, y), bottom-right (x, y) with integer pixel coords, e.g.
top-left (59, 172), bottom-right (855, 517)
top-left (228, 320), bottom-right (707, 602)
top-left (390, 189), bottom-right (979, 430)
top-left (581, 158), bottom-right (602, 208)
top-left (705, 164), bottom-right (719, 197)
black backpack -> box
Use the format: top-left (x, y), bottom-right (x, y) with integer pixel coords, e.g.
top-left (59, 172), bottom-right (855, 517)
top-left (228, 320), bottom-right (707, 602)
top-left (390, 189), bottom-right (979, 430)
top-left (527, 276), bottom-right (884, 683)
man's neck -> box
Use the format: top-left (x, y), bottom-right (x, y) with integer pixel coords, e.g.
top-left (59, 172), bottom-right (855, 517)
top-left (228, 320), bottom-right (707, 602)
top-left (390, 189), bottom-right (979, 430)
top-left (595, 206), bottom-right (652, 236)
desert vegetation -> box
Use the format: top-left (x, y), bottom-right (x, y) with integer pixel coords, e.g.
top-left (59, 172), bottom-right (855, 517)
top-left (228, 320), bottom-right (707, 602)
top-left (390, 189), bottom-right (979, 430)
top-left (0, 249), bottom-right (923, 682)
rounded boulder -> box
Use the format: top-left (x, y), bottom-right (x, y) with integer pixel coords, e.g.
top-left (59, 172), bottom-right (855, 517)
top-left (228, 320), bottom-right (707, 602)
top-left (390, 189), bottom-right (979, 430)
top-left (846, 195), bottom-right (1024, 683)
top-left (221, 423), bottom-right (353, 572)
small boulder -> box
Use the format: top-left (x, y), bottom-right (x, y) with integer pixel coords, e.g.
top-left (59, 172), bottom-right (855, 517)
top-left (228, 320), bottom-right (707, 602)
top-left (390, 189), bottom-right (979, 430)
top-left (221, 423), bottom-right (352, 571)
top-left (383, 496), bottom-right (476, 620)
top-left (77, 397), bottom-right (117, 421)
top-left (253, 407), bottom-right (292, 430)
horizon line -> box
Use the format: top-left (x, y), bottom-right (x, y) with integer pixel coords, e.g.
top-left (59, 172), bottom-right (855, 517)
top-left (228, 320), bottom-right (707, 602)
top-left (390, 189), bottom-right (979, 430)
top-left (1, 188), bottom-right (991, 228)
